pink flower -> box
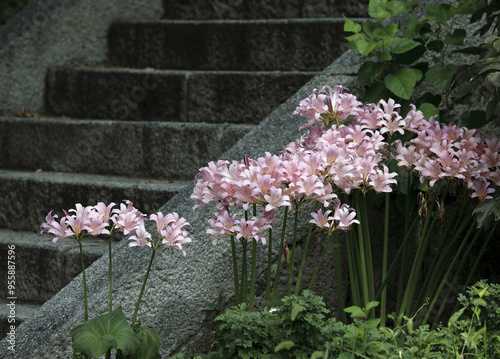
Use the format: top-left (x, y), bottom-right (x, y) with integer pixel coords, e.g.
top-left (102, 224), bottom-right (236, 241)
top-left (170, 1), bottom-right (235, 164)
top-left (112, 200), bottom-right (144, 235)
top-left (264, 188), bottom-right (291, 212)
top-left (207, 210), bottom-right (238, 245)
top-left (128, 222), bottom-right (152, 248)
top-left (469, 179), bottom-right (495, 202)
top-left (65, 204), bottom-right (93, 238)
top-left (40, 211), bottom-right (69, 244)
top-left (369, 165), bottom-right (398, 193)
top-left (310, 209), bottom-right (334, 230)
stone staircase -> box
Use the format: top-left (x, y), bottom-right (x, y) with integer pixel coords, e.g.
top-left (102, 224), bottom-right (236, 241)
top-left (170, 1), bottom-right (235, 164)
top-left (0, 0), bottom-right (368, 339)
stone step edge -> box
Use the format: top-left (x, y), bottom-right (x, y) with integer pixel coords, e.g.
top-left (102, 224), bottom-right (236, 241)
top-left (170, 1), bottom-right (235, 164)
top-left (113, 17), bottom-right (365, 25)
top-left (0, 115), bottom-right (258, 127)
top-left (0, 168), bottom-right (193, 189)
top-left (51, 66), bottom-right (322, 76)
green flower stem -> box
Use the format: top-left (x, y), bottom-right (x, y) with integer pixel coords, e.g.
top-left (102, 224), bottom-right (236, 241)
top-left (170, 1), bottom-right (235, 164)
top-left (360, 195), bottom-right (375, 303)
top-left (265, 228), bottom-right (272, 304)
top-left (414, 199), bottom-right (464, 306)
top-left (415, 209), bottom-right (473, 311)
top-left (331, 232), bottom-right (347, 323)
top-left (78, 240), bottom-right (88, 322)
top-left (230, 236), bottom-right (241, 304)
top-left (434, 224), bottom-right (483, 324)
top-left (307, 235), bottom-right (329, 291)
top-left (240, 239), bottom-right (248, 305)
top-left (402, 183), bottom-right (450, 317)
top-left (248, 238), bottom-right (257, 312)
top-left (422, 218), bottom-right (477, 325)
top-left (398, 200), bottom-right (434, 318)
top-left (452, 221), bottom-right (499, 314)
top-left (376, 216), bottom-right (419, 300)
top-left (397, 171), bottom-right (413, 310)
top-left (380, 192), bottom-right (390, 327)
top-left (108, 238), bottom-right (113, 313)
top-left (355, 194), bottom-right (372, 312)
top-left (346, 229), bottom-right (361, 307)
top-left (294, 220), bottom-right (315, 295)
top-left (272, 206), bottom-right (288, 295)
top-left (131, 249), bottom-right (155, 328)
top-left (287, 210), bottom-right (299, 296)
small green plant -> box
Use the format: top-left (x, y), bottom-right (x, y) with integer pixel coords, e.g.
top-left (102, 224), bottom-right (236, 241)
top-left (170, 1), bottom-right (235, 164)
top-left (176, 283), bottom-right (500, 359)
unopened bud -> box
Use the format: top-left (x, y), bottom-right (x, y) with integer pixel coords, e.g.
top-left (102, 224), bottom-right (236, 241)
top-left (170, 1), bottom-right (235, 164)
top-left (243, 154), bottom-right (250, 168)
top-left (283, 244), bottom-right (291, 264)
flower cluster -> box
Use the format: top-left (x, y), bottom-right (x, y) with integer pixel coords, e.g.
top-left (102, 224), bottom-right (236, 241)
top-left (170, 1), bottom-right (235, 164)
top-left (192, 85), bottom-right (499, 242)
top-left (40, 200), bottom-right (191, 255)
top-left (394, 118), bottom-right (500, 201)
top-left (293, 84), bottom-right (499, 202)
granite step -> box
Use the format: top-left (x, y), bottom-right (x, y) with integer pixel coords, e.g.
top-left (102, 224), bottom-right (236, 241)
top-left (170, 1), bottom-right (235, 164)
top-left (0, 169), bottom-right (191, 232)
top-left (161, 0), bottom-right (369, 20)
top-left (45, 67), bottom-right (318, 123)
top-left (108, 18), bottom-right (353, 71)
top-left (0, 229), bottom-right (114, 339)
top-left (0, 117), bottom-right (253, 179)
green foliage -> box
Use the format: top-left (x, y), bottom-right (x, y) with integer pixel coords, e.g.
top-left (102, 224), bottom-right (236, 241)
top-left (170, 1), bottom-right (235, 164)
top-left (213, 290), bottom-right (335, 359)
top-left (70, 307), bottom-right (140, 358)
top-left (176, 283), bottom-right (500, 359)
top-left (344, 0), bottom-right (500, 126)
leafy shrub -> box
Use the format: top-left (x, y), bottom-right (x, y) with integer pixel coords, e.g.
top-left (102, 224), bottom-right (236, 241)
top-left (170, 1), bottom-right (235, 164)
top-left (344, 0), bottom-right (500, 126)
top-left (172, 282), bottom-right (500, 358)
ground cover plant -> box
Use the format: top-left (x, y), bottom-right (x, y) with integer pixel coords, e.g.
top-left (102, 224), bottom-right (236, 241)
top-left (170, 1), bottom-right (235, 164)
top-left (172, 282), bottom-right (500, 358)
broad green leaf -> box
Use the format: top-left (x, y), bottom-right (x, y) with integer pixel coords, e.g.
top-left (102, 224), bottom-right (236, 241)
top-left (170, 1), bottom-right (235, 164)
top-left (410, 68), bottom-right (423, 82)
top-left (275, 341), bottom-right (295, 352)
top-left (311, 351), bottom-right (323, 359)
top-left (363, 22), bottom-right (398, 42)
top-left (369, 0), bottom-right (412, 19)
top-left (425, 64), bottom-right (457, 90)
top-left (391, 38), bottom-right (421, 54)
top-left (418, 103), bottom-right (439, 118)
top-left (364, 301), bottom-right (380, 312)
top-left (344, 305), bottom-right (366, 319)
top-left (473, 197), bottom-right (500, 228)
top-left (358, 61), bottom-right (385, 86)
top-left (385, 68), bottom-right (418, 99)
top-left (291, 305), bottom-right (305, 321)
top-left (364, 318), bottom-right (381, 328)
top-left (395, 45), bottom-right (426, 65)
top-left (445, 29), bottom-right (466, 46)
top-left (448, 307), bottom-right (465, 328)
top-left (403, 18), bottom-right (420, 38)
top-left (426, 3), bottom-right (456, 21)
top-left (427, 40), bottom-right (444, 53)
top-left (479, 64), bottom-right (500, 75)
top-left (346, 33), bottom-right (379, 56)
top-left (344, 16), bottom-right (362, 33)
top-left (134, 326), bottom-right (163, 359)
top-left (363, 82), bottom-right (393, 104)
top-left (369, 0), bottom-right (393, 19)
top-left (70, 307), bottom-right (140, 358)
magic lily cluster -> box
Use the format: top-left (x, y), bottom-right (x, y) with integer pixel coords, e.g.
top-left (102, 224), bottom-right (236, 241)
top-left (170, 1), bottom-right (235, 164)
top-left (40, 200), bottom-right (191, 358)
top-left (192, 85), bottom-right (499, 325)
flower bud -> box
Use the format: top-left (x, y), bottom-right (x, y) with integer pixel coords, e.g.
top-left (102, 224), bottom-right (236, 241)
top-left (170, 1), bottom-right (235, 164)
top-left (283, 244), bottom-right (291, 264)
top-left (243, 154), bottom-right (250, 168)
